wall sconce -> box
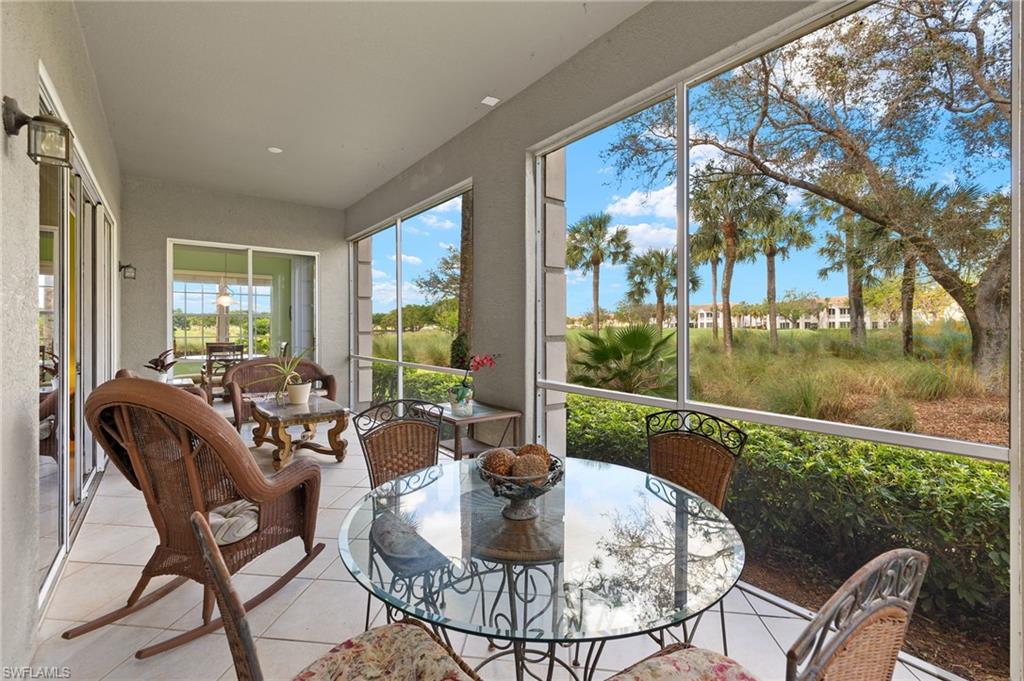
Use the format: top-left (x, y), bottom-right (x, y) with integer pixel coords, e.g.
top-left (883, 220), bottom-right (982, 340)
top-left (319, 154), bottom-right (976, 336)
top-left (2, 96), bottom-right (73, 167)
top-left (119, 262), bottom-right (137, 280)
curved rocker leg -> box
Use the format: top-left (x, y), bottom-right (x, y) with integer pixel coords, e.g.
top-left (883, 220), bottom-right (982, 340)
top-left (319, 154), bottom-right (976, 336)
top-left (62, 575), bottom-right (188, 640)
top-left (135, 542), bottom-right (325, 659)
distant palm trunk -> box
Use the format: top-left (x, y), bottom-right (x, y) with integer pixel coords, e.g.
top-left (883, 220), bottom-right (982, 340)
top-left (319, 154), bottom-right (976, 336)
top-left (901, 251), bottom-right (916, 356)
top-left (710, 260), bottom-right (719, 341)
top-left (766, 249), bottom-right (778, 350)
top-left (592, 263), bottom-right (601, 333)
top-left (722, 219), bottom-right (738, 355)
top-left (843, 219), bottom-right (867, 346)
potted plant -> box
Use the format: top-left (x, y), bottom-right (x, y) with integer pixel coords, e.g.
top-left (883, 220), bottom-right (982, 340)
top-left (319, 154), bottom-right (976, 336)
top-left (448, 354), bottom-right (495, 417)
top-left (265, 349), bottom-right (311, 404)
top-left (144, 349), bottom-right (177, 382)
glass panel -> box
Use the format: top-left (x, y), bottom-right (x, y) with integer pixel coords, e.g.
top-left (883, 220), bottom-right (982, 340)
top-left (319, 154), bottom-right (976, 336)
top-left (401, 195), bottom-right (464, 368)
top-left (67, 173), bottom-right (80, 514)
top-left (555, 97), bottom-right (679, 399)
top-left (252, 250), bottom-right (316, 359)
top-left (171, 243), bottom-right (249, 378)
top-left (371, 361), bottom-right (398, 404)
top-left (680, 1), bottom-right (1011, 446)
top-left (38, 163), bottom-right (62, 586)
top-left (368, 226), bottom-right (398, 362)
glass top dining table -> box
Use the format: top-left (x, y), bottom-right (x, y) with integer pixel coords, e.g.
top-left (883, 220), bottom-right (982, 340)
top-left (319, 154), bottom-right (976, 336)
top-left (338, 457), bottom-right (745, 649)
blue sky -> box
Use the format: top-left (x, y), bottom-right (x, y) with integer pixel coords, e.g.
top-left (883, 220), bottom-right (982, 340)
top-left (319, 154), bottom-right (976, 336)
top-left (370, 196), bottom-right (462, 313)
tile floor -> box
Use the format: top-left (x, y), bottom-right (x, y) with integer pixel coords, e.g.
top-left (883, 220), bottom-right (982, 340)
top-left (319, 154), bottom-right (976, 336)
top-left (32, 419), bottom-right (952, 681)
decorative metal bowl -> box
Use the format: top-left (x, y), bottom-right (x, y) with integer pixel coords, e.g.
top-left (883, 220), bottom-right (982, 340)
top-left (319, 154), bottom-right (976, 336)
top-left (476, 451), bottom-right (564, 521)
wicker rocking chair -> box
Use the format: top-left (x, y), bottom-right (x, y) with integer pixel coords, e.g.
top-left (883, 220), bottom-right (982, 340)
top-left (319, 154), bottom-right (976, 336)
top-left (645, 409), bottom-right (747, 655)
top-left (62, 377), bottom-right (324, 659)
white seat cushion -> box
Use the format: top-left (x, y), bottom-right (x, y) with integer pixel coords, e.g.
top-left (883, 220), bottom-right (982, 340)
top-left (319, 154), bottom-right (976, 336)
top-left (208, 499), bottom-right (259, 545)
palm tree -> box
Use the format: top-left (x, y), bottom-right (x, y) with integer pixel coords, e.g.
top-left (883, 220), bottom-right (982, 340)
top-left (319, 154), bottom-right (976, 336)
top-left (625, 249), bottom-right (678, 332)
top-left (689, 224), bottom-right (723, 341)
top-left (566, 212), bottom-right (632, 333)
top-left (751, 211), bottom-right (814, 350)
top-left (570, 324), bottom-right (676, 397)
top-left (691, 162), bottom-right (784, 354)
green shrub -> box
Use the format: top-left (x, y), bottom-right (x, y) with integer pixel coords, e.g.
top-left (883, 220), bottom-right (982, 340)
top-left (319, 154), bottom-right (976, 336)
top-left (766, 374), bottom-right (847, 422)
top-left (895, 361), bottom-right (955, 401)
top-left (855, 392), bottom-right (916, 431)
top-left (565, 393), bottom-right (1010, 617)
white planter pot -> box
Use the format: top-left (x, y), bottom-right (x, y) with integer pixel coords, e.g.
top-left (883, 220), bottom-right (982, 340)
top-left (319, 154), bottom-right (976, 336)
top-left (156, 372), bottom-right (169, 383)
top-left (287, 382), bottom-right (312, 405)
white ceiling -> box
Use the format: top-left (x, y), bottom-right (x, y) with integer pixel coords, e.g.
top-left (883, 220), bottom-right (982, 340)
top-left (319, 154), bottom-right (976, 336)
top-left (75, 2), bottom-right (645, 210)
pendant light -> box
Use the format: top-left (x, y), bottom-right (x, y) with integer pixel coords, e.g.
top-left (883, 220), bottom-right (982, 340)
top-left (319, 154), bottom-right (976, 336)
top-left (215, 253), bottom-right (237, 308)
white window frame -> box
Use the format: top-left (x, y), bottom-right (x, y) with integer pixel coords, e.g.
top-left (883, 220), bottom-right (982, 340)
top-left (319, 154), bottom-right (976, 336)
top-left (531, 1), bottom-right (1022, 676)
top-left (347, 180), bottom-right (474, 405)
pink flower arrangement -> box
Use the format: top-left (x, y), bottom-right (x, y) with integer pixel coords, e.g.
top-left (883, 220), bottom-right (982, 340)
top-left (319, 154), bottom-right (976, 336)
top-left (451, 354), bottom-right (497, 402)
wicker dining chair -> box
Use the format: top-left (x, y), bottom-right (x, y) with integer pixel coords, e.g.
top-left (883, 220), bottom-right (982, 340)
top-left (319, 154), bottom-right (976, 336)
top-left (352, 399), bottom-right (443, 628)
top-left (645, 409), bottom-right (747, 655)
top-left (189, 511), bottom-right (484, 681)
top-left (786, 548), bottom-right (929, 681)
top-left (62, 377), bottom-right (324, 659)
top-left (223, 356), bottom-right (337, 431)
top-left (352, 399), bottom-right (443, 489)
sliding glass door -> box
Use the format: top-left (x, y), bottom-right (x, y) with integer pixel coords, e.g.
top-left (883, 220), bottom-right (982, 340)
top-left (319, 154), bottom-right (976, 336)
top-left (169, 241), bottom-right (318, 378)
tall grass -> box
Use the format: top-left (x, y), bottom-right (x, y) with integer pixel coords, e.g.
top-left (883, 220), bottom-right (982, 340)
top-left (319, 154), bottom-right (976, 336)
top-left (371, 329), bottom-right (453, 366)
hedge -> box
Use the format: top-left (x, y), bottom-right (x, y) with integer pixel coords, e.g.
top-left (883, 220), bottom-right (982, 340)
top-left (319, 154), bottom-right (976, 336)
top-left (564, 393), bottom-right (1010, 616)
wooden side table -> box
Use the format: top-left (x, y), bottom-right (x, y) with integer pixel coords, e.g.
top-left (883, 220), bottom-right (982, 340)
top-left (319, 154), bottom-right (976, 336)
top-left (435, 401), bottom-right (522, 460)
top-left (252, 395), bottom-right (349, 470)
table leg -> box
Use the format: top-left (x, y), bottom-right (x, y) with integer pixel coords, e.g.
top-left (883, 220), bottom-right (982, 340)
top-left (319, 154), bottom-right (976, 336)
top-left (301, 422), bottom-right (318, 442)
top-left (252, 410), bottom-right (268, 447)
top-left (327, 416), bottom-right (348, 463)
top-left (454, 424), bottom-right (464, 461)
top-left (270, 423), bottom-right (292, 471)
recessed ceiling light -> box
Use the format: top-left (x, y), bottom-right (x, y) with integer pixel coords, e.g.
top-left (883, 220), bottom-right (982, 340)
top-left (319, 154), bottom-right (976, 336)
top-left (480, 96), bottom-right (501, 107)
top-left (267, 146), bottom-right (283, 154)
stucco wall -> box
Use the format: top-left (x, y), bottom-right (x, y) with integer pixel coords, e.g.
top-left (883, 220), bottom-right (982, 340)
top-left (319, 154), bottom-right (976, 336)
top-left (0, 1), bottom-right (121, 667)
top-left (119, 175), bottom-right (348, 388)
top-left (342, 1), bottom-right (814, 431)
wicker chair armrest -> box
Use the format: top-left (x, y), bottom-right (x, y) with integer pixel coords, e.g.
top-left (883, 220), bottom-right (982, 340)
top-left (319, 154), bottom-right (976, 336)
top-left (250, 459), bottom-right (321, 506)
top-left (225, 381), bottom-right (244, 429)
top-left (323, 373), bottom-right (338, 401)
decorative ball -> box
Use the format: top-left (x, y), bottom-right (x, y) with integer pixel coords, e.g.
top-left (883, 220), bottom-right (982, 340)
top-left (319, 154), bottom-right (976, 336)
top-left (510, 454), bottom-right (550, 484)
top-left (516, 443), bottom-right (550, 464)
top-left (482, 448), bottom-right (516, 476)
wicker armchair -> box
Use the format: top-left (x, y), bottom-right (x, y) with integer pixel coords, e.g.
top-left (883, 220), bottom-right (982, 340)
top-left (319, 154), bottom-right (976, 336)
top-left (787, 549), bottom-right (929, 681)
top-left (645, 409), bottom-right (747, 654)
top-left (222, 357), bottom-right (337, 431)
top-left (62, 377), bottom-right (324, 659)
top-left (189, 511), bottom-right (484, 681)
top-left (353, 400), bottom-right (443, 489)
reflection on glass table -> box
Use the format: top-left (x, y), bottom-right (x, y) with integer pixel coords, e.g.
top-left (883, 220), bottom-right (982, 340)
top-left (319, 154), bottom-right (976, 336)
top-left (339, 458), bottom-right (745, 681)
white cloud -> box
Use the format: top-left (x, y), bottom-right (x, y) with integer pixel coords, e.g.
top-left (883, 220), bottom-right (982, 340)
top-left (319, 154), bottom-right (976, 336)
top-left (388, 254), bottom-right (423, 265)
top-left (606, 184), bottom-right (677, 219)
top-left (421, 214), bottom-right (457, 230)
top-left (617, 222), bottom-right (677, 253)
top-left (438, 241), bottom-right (456, 250)
top-left (403, 224), bottom-right (427, 236)
top-left (372, 280), bottom-right (427, 306)
top-left (434, 196), bottom-right (462, 213)
top-left (371, 268), bottom-right (388, 279)
top-left (785, 186), bottom-right (805, 206)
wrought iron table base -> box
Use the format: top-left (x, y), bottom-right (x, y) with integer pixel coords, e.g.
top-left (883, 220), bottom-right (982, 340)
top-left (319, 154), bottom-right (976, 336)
top-left (472, 640), bottom-right (608, 681)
